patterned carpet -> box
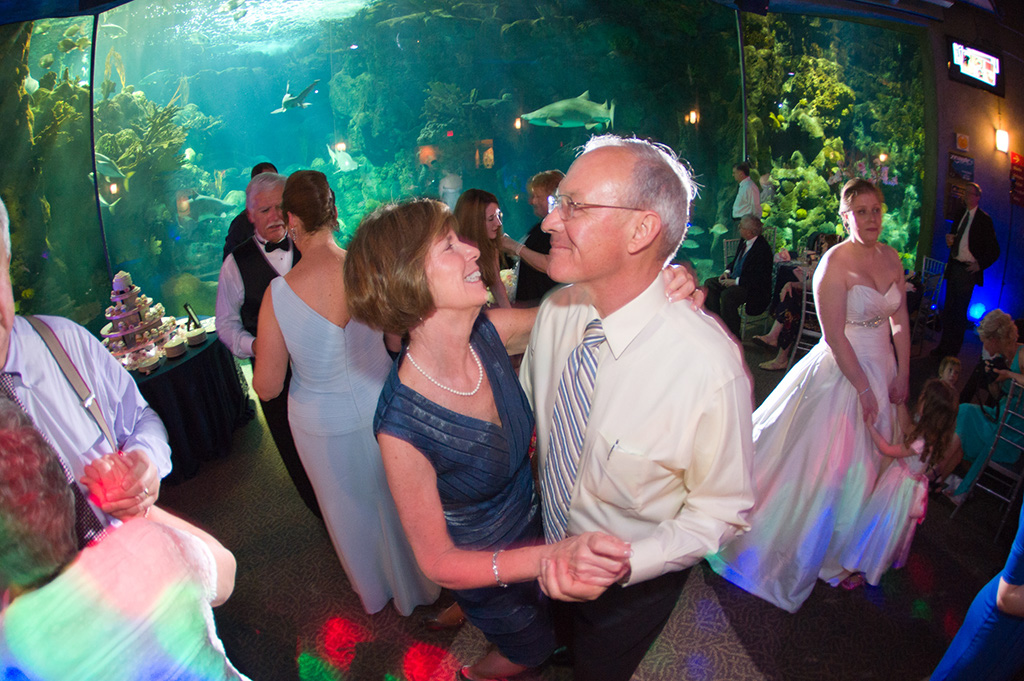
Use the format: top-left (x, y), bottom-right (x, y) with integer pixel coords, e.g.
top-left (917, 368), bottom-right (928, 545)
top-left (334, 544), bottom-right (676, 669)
top-left (158, 337), bottom-right (1023, 681)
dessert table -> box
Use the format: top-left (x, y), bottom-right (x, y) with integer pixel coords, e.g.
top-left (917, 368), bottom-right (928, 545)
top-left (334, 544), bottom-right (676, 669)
top-left (132, 331), bottom-right (254, 483)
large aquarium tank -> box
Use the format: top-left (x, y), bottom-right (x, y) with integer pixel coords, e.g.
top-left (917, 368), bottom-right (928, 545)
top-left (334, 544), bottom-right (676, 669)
top-left (1, 0), bottom-right (927, 331)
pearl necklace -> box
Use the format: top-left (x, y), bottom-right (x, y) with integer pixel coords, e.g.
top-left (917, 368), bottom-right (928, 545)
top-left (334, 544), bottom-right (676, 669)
top-left (406, 346), bottom-right (483, 396)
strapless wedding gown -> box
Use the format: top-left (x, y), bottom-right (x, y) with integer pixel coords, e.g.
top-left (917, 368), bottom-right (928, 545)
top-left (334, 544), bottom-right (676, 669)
top-left (707, 283), bottom-right (901, 612)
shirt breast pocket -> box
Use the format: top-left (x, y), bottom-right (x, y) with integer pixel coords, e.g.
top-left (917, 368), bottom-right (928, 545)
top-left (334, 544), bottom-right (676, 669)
top-left (587, 432), bottom-right (651, 514)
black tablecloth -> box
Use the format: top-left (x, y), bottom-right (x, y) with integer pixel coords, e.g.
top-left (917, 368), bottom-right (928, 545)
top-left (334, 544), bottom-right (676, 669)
top-left (133, 332), bottom-right (254, 483)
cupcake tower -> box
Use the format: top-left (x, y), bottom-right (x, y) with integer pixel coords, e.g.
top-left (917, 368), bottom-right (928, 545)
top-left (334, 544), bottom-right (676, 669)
top-left (100, 271), bottom-right (176, 370)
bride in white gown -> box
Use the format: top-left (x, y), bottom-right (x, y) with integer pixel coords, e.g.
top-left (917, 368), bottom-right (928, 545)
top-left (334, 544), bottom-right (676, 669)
top-left (707, 178), bottom-right (910, 613)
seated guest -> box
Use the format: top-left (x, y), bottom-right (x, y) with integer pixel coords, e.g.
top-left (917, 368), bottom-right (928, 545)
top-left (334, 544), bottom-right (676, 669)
top-left (345, 199), bottom-right (632, 681)
top-left (499, 170), bottom-right (564, 306)
top-left (222, 161), bottom-right (278, 260)
top-left (755, 234), bottom-right (839, 371)
top-left (0, 399), bottom-right (250, 681)
top-left (704, 213), bottom-right (773, 339)
top-left (949, 310), bottom-right (1023, 498)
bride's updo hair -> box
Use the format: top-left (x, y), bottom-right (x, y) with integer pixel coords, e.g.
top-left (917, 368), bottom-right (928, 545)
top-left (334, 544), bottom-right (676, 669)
top-left (838, 178), bottom-right (883, 215)
top-left (282, 170), bottom-right (339, 233)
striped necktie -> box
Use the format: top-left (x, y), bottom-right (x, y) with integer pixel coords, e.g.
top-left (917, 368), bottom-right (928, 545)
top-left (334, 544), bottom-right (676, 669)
top-left (542, 318), bottom-right (605, 543)
top-left (0, 373), bottom-right (106, 549)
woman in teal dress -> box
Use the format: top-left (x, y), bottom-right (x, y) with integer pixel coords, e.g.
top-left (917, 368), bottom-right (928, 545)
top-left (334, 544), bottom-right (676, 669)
top-left (345, 199), bottom-right (632, 681)
top-left (953, 309), bottom-right (1023, 496)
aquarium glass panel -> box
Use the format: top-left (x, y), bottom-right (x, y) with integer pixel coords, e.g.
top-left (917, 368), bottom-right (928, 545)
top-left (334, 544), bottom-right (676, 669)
top-left (86, 0), bottom-right (744, 309)
top-left (7, 17), bottom-right (110, 330)
top-left (743, 13), bottom-right (926, 267)
top-left (9, 0), bottom-right (755, 317)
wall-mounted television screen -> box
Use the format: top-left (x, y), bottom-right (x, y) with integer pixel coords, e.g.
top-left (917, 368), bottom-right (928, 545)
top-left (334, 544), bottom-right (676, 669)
top-left (948, 37), bottom-right (1005, 97)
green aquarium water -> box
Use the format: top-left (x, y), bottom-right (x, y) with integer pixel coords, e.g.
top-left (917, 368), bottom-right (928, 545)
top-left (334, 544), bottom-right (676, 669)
top-left (1, 0), bottom-right (925, 331)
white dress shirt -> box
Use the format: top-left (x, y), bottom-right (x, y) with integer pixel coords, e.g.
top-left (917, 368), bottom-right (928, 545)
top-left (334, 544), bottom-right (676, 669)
top-left (732, 177), bottom-right (761, 220)
top-left (215, 237), bottom-right (294, 359)
top-left (521, 277), bottom-right (755, 585)
top-left (956, 207), bottom-right (978, 264)
top-left (3, 315), bottom-right (173, 526)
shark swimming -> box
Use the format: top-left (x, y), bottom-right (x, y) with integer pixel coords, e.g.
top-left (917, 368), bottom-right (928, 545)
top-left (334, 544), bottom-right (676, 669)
top-left (188, 194), bottom-right (238, 222)
top-left (272, 79), bottom-right (319, 114)
top-left (521, 91), bottom-right (614, 130)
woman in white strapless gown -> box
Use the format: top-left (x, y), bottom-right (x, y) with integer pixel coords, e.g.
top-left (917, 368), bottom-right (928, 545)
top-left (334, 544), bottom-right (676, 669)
top-left (707, 179), bottom-right (910, 613)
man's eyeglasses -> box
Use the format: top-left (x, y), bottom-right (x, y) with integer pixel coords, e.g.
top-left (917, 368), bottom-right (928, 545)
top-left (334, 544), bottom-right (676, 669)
top-left (547, 193), bottom-right (645, 221)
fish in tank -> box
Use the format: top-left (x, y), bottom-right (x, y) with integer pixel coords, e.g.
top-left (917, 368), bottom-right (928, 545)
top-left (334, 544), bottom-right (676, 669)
top-left (2, 0), bottom-right (925, 331)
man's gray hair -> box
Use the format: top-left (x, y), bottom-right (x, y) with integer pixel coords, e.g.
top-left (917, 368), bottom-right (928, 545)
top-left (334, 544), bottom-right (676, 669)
top-left (246, 172), bottom-right (287, 212)
top-left (581, 135), bottom-right (696, 262)
top-left (0, 196), bottom-right (10, 261)
top-left (741, 214), bottom-right (763, 237)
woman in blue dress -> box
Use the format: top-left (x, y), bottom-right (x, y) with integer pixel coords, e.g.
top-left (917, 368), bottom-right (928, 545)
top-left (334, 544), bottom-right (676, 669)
top-left (932, 497), bottom-right (1024, 680)
top-left (344, 199), bottom-right (632, 681)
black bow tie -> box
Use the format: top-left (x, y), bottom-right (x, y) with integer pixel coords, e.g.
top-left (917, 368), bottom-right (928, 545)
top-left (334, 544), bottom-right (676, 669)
top-left (264, 238), bottom-right (290, 253)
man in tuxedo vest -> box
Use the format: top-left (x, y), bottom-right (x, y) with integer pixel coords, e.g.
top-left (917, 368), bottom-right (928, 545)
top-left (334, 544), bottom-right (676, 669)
top-left (934, 182), bottom-right (1001, 357)
top-left (216, 172), bottom-right (321, 519)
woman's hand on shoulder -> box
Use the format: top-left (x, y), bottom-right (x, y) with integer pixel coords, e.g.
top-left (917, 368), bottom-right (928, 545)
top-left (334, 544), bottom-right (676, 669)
top-left (661, 265), bottom-right (704, 309)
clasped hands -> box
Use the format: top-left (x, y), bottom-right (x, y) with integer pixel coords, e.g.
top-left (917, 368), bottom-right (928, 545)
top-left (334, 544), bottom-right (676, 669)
top-left (539, 532), bottom-right (631, 603)
top-left (81, 449), bottom-right (160, 520)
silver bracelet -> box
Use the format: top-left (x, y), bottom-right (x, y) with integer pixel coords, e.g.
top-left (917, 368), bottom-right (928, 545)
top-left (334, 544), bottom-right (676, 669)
top-left (514, 241), bottom-right (525, 257)
top-left (492, 549), bottom-right (508, 588)
top-left (858, 387), bottom-right (871, 396)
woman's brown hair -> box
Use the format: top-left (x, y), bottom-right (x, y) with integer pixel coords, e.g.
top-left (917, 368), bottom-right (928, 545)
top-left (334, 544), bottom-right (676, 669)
top-left (453, 189), bottom-right (504, 290)
top-left (282, 170), bottom-right (339, 233)
top-left (905, 378), bottom-right (958, 469)
top-left (345, 199), bottom-right (455, 335)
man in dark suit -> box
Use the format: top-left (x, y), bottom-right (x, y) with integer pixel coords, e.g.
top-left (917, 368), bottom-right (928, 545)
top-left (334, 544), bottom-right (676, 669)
top-left (934, 182), bottom-right (1001, 357)
top-left (704, 214), bottom-right (774, 339)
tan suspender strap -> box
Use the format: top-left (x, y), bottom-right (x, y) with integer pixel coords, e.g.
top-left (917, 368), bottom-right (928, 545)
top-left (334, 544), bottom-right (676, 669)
top-left (24, 316), bottom-right (119, 454)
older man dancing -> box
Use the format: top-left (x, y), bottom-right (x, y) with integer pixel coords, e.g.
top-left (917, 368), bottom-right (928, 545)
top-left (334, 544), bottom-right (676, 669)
top-left (522, 136), bottom-right (755, 681)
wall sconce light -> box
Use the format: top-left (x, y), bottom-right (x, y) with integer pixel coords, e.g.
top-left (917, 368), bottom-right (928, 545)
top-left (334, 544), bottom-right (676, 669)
top-left (878, 152), bottom-right (888, 163)
top-left (514, 117), bottom-right (522, 130)
top-left (688, 110), bottom-right (699, 125)
top-left (996, 129), bottom-right (1009, 153)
